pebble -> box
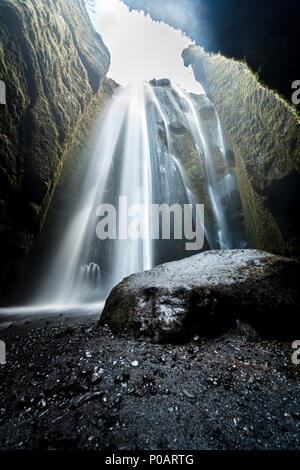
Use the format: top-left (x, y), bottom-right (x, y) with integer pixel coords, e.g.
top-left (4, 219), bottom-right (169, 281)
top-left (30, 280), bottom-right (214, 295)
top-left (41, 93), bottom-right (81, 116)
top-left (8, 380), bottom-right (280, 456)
top-left (183, 389), bottom-right (196, 399)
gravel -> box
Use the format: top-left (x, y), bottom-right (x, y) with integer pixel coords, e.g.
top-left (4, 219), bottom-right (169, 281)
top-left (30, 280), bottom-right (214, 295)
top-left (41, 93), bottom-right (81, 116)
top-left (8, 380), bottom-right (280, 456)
top-left (0, 314), bottom-right (299, 450)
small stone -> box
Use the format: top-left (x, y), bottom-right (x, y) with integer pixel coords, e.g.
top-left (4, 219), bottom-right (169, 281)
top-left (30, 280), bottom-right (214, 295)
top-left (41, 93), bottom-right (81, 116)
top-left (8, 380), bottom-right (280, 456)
top-left (292, 412), bottom-right (300, 421)
top-left (70, 391), bottom-right (102, 408)
top-left (91, 373), bottom-right (103, 385)
top-left (131, 360), bottom-right (139, 367)
top-left (183, 389), bottom-right (195, 399)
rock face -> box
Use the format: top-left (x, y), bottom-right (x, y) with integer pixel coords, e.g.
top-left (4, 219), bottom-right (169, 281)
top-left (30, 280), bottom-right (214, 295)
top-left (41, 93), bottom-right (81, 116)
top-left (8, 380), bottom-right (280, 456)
top-left (150, 85), bottom-right (246, 251)
top-left (99, 250), bottom-right (300, 342)
top-left (1, 78), bottom-right (118, 304)
top-left (0, 0), bottom-right (110, 283)
top-left (182, 46), bottom-right (300, 259)
top-left (149, 78), bottom-right (171, 87)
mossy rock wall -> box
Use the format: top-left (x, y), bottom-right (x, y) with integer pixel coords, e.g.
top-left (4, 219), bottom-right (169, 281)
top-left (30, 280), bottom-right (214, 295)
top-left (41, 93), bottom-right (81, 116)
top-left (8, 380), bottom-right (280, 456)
top-left (0, 0), bottom-right (110, 279)
top-left (2, 78), bottom-right (117, 304)
top-left (183, 45), bottom-right (300, 258)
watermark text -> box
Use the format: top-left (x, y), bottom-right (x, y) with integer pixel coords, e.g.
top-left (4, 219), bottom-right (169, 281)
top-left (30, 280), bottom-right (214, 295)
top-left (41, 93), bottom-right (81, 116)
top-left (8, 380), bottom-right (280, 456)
top-left (0, 340), bottom-right (6, 365)
top-left (292, 340), bottom-right (300, 365)
top-left (96, 196), bottom-right (204, 251)
top-left (292, 80), bottom-right (300, 105)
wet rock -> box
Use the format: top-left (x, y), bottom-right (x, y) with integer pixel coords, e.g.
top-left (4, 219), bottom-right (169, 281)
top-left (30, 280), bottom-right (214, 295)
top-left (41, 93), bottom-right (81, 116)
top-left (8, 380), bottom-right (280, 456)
top-left (169, 121), bottom-right (188, 135)
top-left (149, 78), bottom-right (171, 87)
top-left (99, 250), bottom-right (300, 342)
top-left (0, 0), bottom-right (111, 276)
top-left (182, 389), bottom-right (196, 399)
top-left (90, 367), bottom-right (104, 385)
top-left (182, 45), bottom-right (300, 259)
top-left (236, 319), bottom-right (260, 342)
top-left (198, 104), bottom-right (216, 121)
top-left (70, 391), bottom-right (103, 409)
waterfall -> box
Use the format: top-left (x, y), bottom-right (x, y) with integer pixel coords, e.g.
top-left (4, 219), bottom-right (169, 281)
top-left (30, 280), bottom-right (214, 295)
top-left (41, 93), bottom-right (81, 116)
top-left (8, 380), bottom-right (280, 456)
top-left (108, 81), bottom-right (153, 288)
top-left (169, 85), bottom-right (234, 249)
top-left (34, 80), bottom-right (242, 307)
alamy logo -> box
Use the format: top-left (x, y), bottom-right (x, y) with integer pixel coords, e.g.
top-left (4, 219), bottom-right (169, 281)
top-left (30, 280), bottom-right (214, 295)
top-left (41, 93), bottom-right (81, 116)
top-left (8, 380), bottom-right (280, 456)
top-left (292, 340), bottom-right (300, 365)
top-left (292, 80), bottom-right (300, 105)
top-left (0, 340), bottom-right (6, 365)
top-left (96, 196), bottom-right (205, 251)
top-left (0, 80), bottom-right (6, 105)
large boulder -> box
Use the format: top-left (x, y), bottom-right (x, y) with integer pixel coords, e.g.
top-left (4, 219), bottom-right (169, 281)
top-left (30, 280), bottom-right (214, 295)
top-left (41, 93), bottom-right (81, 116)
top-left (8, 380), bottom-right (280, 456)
top-left (99, 250), bottom-right (300, 342)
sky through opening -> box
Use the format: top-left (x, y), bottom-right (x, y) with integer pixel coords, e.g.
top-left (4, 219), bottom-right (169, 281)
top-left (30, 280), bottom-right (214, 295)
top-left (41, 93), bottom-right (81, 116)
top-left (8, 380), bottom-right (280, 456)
top-left (88, 0), bottom-right (204, 94)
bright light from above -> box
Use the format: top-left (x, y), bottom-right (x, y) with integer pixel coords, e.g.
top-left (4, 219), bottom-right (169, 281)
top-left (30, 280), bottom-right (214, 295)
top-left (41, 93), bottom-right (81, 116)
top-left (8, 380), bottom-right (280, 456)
top-left (90, 0), bottom-right (204, 94)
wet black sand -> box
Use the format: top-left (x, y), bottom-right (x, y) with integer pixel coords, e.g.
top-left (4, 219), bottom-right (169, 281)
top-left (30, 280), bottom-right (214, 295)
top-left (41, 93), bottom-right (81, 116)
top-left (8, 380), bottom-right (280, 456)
top-left (0, 314), bottom-right (299, 450)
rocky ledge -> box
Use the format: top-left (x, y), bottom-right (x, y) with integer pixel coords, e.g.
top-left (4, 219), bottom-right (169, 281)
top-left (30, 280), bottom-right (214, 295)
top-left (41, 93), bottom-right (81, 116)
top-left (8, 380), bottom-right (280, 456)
top-left (99, 250), bottom-right (300, 342)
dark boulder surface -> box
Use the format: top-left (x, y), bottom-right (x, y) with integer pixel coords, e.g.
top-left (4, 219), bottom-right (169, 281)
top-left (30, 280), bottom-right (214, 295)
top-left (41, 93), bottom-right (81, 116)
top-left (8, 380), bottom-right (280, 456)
top-left (99, 250), bottom-right (300, 342)
top-left (149, 78), bottom-right (171, 87)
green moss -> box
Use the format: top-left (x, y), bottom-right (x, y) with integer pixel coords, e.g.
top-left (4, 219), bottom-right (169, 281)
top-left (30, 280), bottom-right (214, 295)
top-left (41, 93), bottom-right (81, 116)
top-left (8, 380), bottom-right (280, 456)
top-left (183, 45), bottom-right (300, 257)
top-left (47, 78), bottom-right (118, 229)
top-left (234, 143), bottom-right (285, 253)
top-left (0, 0), bottom-right (110, 271)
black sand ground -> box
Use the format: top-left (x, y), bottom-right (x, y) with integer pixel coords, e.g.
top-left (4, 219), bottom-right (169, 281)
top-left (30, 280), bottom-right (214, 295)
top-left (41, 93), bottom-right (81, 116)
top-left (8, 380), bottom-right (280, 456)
top-left (0, 314), bottom-right (299, 450)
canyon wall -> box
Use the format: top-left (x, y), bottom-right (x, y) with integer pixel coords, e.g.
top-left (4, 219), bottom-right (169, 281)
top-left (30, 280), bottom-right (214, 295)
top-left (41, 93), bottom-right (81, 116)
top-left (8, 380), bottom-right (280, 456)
top-left (0, 0), bottom-right (110, 286)
top-left (3, 78), bottom-right (117, 304)
top-left (183, 46), bottom-right (300, 258)
top-left (1, 0), bottom-right (300, 302)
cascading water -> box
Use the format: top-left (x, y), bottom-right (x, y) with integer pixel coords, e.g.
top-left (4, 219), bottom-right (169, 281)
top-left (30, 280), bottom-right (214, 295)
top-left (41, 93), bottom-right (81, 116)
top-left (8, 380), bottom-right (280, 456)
top-left (79, 262), bottom-right (101, 299)
top-left (169, 85), bottom-right (234, 249)
top-left (34, 80), bottom-right (243, 307)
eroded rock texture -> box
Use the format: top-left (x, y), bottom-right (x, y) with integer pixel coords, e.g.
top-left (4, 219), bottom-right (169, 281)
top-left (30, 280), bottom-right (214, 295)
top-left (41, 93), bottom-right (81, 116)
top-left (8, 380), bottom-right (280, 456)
top-left (182, 46), bottom-right (300, 259)
top-left (99, 250), bottom-right (300, 342)
top-left (0, 0), bottom-right (110, 279)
